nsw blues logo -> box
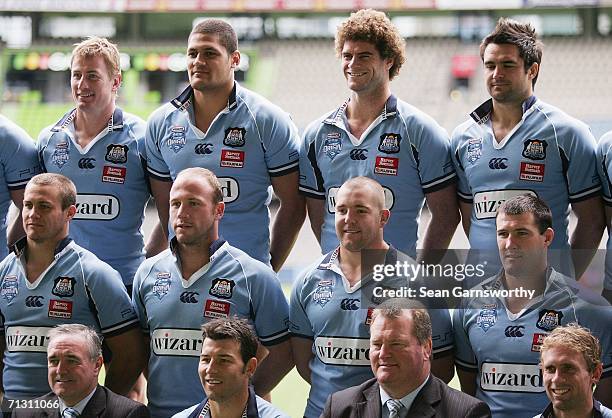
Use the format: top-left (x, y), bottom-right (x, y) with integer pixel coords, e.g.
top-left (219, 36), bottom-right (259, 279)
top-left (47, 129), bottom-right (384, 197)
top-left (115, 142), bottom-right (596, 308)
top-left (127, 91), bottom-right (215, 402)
top-left (1, 275), bottom-right (18, 302)
top-left (378, 133), bottom-right (401, 154)
top-left (536, 309), bottom-right (563, 332)
top-left (223, 127), bottom-right (246, 147)
top-left (467, 138), bottom-right (482, 164)
top-left (52, 277), bottom-right (76, 297)
top-left (52, 141), bottom-right (70, 169)
top-left (476, 303), bottom-right (497, 332)
top-left (313, 279), bottom-right (334, 307)
top-left (168, 126), bottom-right (187, 153)
top-left (152, 272), bottom-right (171, 300)
top-left (323, 133), bottom-right (342, 160)
top-left (522, 139), bottom-right (547, 160)
top-left (105, 144), bottom-right (128, 164)
top-left (209, 278), bottom-right (235, 299)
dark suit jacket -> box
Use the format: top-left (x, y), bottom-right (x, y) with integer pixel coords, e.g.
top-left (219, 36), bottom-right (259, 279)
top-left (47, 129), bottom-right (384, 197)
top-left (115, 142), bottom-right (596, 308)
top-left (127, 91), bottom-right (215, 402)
top-left (11, 385), bottom-right (150, 418)
top-left (321, 375), bottom-right (491, 418)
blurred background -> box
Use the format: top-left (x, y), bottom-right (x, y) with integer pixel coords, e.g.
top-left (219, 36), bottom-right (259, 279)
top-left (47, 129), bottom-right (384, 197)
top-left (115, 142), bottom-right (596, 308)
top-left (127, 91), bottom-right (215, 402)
top-left (1, 1), bottom-right (611, 415)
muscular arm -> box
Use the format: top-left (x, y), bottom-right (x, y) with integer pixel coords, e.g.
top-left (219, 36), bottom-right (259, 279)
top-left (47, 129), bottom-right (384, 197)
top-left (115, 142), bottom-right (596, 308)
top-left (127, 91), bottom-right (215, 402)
top-left (103, 328), bottom-right (146, 396)
top-left (306, 197), bottom-right (325, 245)
top-left (290, 336), bottom-right (313, 384)
top-left (594, 376), bottom-right (612, 407)
top-left (459, 201), bottom-right (472, 237)
top-left (571, 196), bottom-right (605, 279)
top-left (457, 368), bottom-right (478, 396)
top-left (431, 353), bottom-right (454, 383)
top-left (149, 179), bottom-right (172, 239)
top-left (418, 184), bottom-right (460, 264)
top-left (7, 189), bottom-right (25, 247)
top-left (270, 172), bottom-right (305, 272)
top-left (252, 340), bottom-right (293, 395)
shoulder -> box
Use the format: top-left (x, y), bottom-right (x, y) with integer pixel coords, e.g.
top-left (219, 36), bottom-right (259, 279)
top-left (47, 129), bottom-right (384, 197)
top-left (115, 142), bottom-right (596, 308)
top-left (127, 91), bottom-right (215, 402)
top-left (99, 386), bottom-right (150, 417)
top-left (133, 250), bottom-right (173, 284)
top-left (236, 85), bottom-right (291, 123)
top-left (147, 102), bottom-right (180, 126)
top-left (170, 404), bottom-right (198, 418)
top-left (10, 392), bottom-right (58, 418)
top-left (329, 378), bottom-right (377, 404)
top-left (599, 130), bottom-right (612, 151)
top-left (533, 100), bottom-right (592, 136)
top-left (431, 376), bottom-right (488, 410)
top-left (121, 111), bottom-right (146, 134)
top-left (294, 252), bottom-right (337, 288)
top-left (0, 115), bottom-right (33, 144)
top-left (395, 99), bottom-right (444, 130)
top-left (255, 395), bottom-right (291, 418)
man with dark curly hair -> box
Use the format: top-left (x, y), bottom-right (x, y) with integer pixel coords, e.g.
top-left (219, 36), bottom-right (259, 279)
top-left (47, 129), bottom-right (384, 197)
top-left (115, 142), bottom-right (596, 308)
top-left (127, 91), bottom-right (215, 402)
top-left (299, 9), bottom-right (459, 265)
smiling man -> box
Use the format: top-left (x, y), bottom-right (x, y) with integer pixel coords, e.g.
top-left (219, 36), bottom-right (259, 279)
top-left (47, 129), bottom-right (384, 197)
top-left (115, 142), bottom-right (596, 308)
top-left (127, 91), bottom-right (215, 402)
top-left (132, 167), bottom-right (292, 418)
top-left (290, 177), bottom-right (454, 418)
top-left (454, 195), bottom-right (612, 418)
top-left (299, 8), bottom-right (458, 264)
top-left (145, 19), bottom-right (304, 272)
top-left (451, 18), bottom-right (604, 281)
top-left (535, 324), bottom-right (612, 418)
top-left (172, 318), bottom-right (289, 418)
top-left (321, 306), bottom-right (490, 418)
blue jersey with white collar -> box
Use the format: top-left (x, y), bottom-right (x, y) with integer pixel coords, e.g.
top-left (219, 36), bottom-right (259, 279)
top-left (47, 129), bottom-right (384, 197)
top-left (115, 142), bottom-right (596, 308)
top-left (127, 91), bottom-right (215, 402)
top-left (132, 238), bottom-right (290, 418)
top-left (597, 130), bottom-right (612, 291)
top-left (299, 95), bottom-right (456, 258)
top-left (37, 108), bottom-right (149, 286)
top-left (0, 115), bottom-right (40, 259)
top-left (453, 268), bottom-right (612, 418)
top-left (289, 246), bottom-right (454, 418)
top-left (451, 97), bottom-right (600, 254)
top-left (0, 238), bottom-right (137, 399)
top-left (145, 84), bottom-right (300, 265)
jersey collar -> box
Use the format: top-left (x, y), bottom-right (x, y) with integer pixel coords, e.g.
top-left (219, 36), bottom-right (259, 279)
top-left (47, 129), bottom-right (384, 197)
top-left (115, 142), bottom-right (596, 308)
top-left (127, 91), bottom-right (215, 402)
top-left (11, 236), bottom-right (73, 257)
top-left (51, 108), bottom-right (125, 133)
top-left (539, 398), bottom-right (606, 418)
top-left (469, 95), bottom-right (537, 125)
top-left (323, 94), bottom-right (398, 126)
top-left (169, 237), bottom-right (227, 258)
top-left (187, 385), bottom-right (259, 418)
top-left (171, 82), bottom-right (238, 112)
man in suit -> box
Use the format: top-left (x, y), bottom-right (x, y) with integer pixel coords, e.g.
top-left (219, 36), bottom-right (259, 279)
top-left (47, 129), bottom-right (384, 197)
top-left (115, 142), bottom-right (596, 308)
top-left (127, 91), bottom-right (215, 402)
top-left (321, 305), bottom-right (491, 418)
top-left (11, 324), bottom-right (149, 418)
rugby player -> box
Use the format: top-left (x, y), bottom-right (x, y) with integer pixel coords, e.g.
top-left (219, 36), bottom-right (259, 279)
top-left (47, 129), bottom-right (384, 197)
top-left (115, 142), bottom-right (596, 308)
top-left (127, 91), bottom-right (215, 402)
top-left (145, 19), bottom-right (304, 271)
top-left (299, 9), bottom-right (459, 263)
top-left (290, 177), bottom-right (454, 418)
top-left (596, 130), bottom-right (612, 303)
top-left (451, 18), bottom-right (604, 280)
top-left (453, 195), bottom-right (611, 418)
top-left (0, 173), bottom-right (145, 403)
top-left (132, 168), bottom-right (292, 418)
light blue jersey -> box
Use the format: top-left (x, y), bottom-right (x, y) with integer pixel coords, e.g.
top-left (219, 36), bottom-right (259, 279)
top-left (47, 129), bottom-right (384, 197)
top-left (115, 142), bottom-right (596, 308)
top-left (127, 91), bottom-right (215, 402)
top-left (299, 95), bottom-right (456, 258)
top-left (454, 268), bottom-right (612, 418)
top-left (597, 131), bottom-right (612, 291)
top-left (172, 387), bottom-right (290, 418)
top-left (290, 247), bottom-right (454, 418)
top-left (451, 97), bottom-right (600, 261)
top-left (0, 115), bottom-right (39, 259)
top-left (145, 84), bottom-right (300, 265)
top-left (533, 399), bottom-right (612, 418)
top-left (38, 108), bottom-right (150, 286)
top-left (132, 238), bottom-right (290, 418)
top-left (0, 237), bottom-right (138, 399)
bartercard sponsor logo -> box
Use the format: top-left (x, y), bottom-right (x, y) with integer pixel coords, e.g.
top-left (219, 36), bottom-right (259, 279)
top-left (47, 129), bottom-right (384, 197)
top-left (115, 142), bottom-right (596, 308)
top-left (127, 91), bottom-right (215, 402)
top-left (314, 337), bottom-right (370, 366)
top-left (73, 194), bottom-right (120, 220)
top-left (151, 328), bottom-right (202, 357)
top-left (480, 362), bottom-right (543, 393)
top-left (5, 326), bottom-right (52, 353)
top-left (473, 190), bottom-right (536, 220)
top-left (327, 186), bottom-right (395, 213)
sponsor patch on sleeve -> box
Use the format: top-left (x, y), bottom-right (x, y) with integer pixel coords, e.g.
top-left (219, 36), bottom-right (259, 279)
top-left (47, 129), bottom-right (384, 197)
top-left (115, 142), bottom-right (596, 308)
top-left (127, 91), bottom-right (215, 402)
top-left (48, 299), bottom-right (73, 319)
top-left (519, 162), bottom-right (545, 182)
top-left (374, 156), bottom-right (399, 176)
top-left (102, 165), bottom-right (127, 184)
top-left (220, 149), bottom-right (245, 168)
top-left (204, 299), bottom-right (231, 319)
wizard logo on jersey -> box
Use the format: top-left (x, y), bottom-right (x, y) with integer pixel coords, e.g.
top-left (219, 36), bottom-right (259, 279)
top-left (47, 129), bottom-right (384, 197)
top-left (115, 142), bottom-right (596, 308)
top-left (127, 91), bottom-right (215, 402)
top-left (323, 133), bottom-right (342, 160)
top-left (223, 127), bottom-right (246, 147)
top-left (152, 273), bottom-right (172, 300)
top-left (476, 304), bottom-right (497, 332)
top-left (378, 133), bottom-right (401, 154)
top-left (1, 275), bottom-right (18, 302)
top-left (52, 276), bottom-right (76, 297)
top-left (105, 144), bottom-right (128, 164)
top-left (168, 126), bottom-right (187, 153)
top-left (313, 279), bottom-right (334, 307)
top-left (52, 141), bottom-right (70, 169)
top-left (467, 138), bottom-right (482, 164)
top-left (209, 278), bottom-right (235, 299)
top-left (536, 309), bottom-right (563, 332)
top-left (522, 139), bottom-right (547, 161)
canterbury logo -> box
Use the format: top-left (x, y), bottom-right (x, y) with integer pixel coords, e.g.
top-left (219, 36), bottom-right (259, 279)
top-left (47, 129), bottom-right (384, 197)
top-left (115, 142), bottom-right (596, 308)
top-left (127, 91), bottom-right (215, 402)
top-left (504, 325), bottom-right (525, 337)
top-left (349, 149), bottom-right (368, 160)
top-left (488, 158), bottom-right (508, 170)
top-left (25, 296), bottom-right (44, 308)
top-left (78, 158), bottom-right (96, 169)
top-left (179, 291), bottom-right (199, 303)
top-left (194, 144), bottom-right (213, 155)
top-left (340, 298), bottom-right (359, 310)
